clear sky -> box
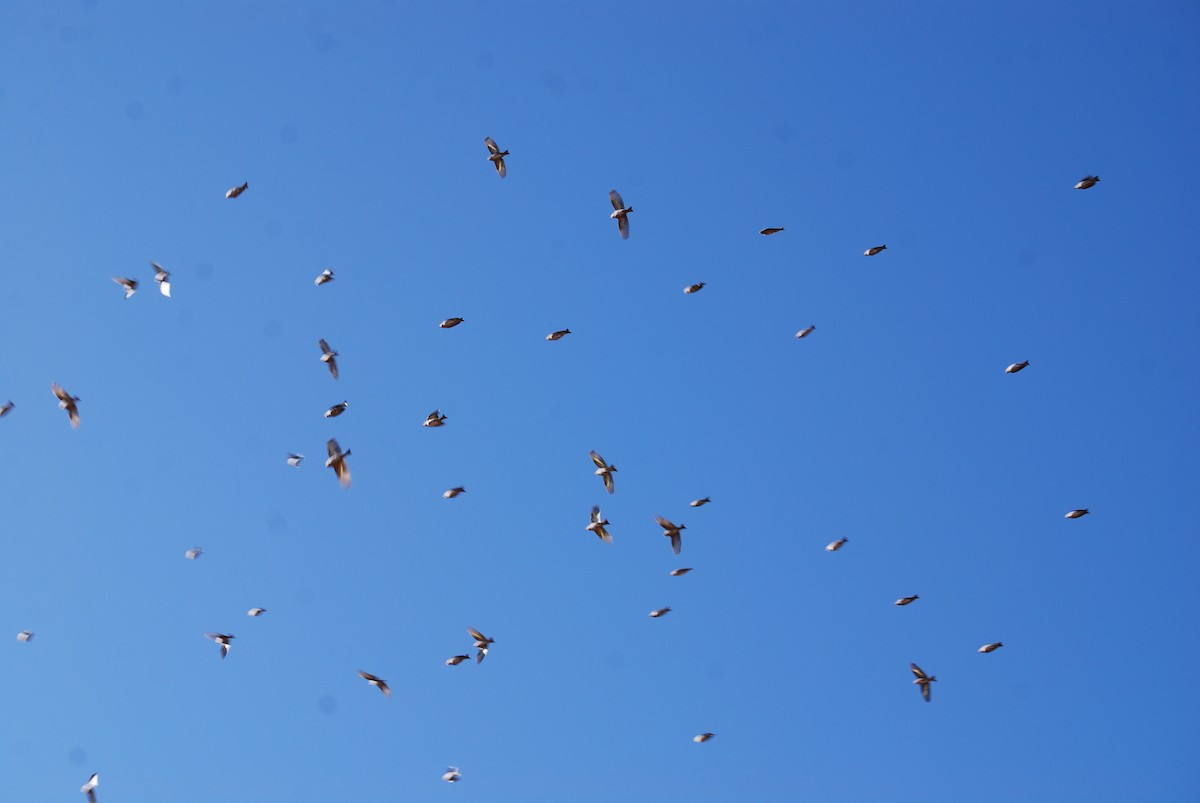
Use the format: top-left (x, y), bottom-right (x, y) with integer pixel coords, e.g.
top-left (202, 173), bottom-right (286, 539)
top-left (3, 2), bottom-right (1199, 801)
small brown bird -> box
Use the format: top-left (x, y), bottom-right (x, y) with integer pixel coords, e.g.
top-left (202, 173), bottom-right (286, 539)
top-left (112, 276), bottom-right (138, 299)
top-left (978, 642), bottom-right (1004, 653)
top-left (759, 227), bottom-right (785, 235)
top-left (795, 325), bottom-right (816, 339)
top-left (911, 662), bottom-right (936, 702)
top-left (589, 450), bottom-right (617, 494)
top-left (151, 261), bottom-right (171, 297)
top-left (52, 383), bottom-right (81, 429)
top-left (649, 607), bottom-right (672, 618)
top-left (443, 486), bottom-right (466, 499)
top-left (325, 401), bottom-right (348, 418)
top-left (655, 515), bottom-right (685, 555)
top-left (443, 767), bottom-right (463, 783)
top-left (546, 328), bottom-right (571, 341)
top-left (825, 537), bottom-right (848, 552)
top-left (864, 245), bottom-right (887, 256)
top-left (424, 410), bottom-right (447, 428)
top-left (0, 400), bottom-right (13, 417)
top-left (670, 567), bottom-right (693, 577)
top-left (684, 282), bottom-right (706, 294)
top-left (468, 627), bottom-right (494, 664)
top-left (185, 547), bottom-right (203, 560)
top-left (1006, 361), bottom-right (1030, 374)
top-left (895, 595), bottom-right (919, 606)
top-left (225, 181), bottom-right (249, 199)
top-left (315, 268), bottom-right (335, 286)
top-left (445, 654), bottom-right (471, 666)
top-left (1065, 509), bottom-right (1090, 519)
top-left (319, 339), bottom-right (339, 380)
top-left (205, 632), bottom-right (235, 659)
top-left (247, 608), bottom-right (267, 617)
top-left (689, 497), bottom-right (711, 507)
top-left (325, 438), bottom-right (352, 488)
top-left (81, 772), bottom-right (99, 803)
top-left (609, 189), bottom-right (633, 239)
top-left (693, 732), bottom-right (715, 743)
top-left (358, 669), bottom-right (391, 697)
top-left (587, 505), bottom-right (613, 543)
top-left (440, 318), bottom-right (464, 328)
top-left (1074, 175), bottom-right (1100, 190)
top-left (485, 136), bottom-right (509, 178)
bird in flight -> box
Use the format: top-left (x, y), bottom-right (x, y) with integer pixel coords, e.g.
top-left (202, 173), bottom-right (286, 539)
top-left (978, 642), bottom-right (1004, 653)
top-left (1065, 509), bottom-right (1089, 519)
top-left (358, 669), bottom-right (391, 697)
top-left (609, 189), bottom-right (632, 239)
top-left (649, 607), bottom-right (672, 618)
top-left (151, 261), bottom-right (171, 297)
top-left (424, 410), bottom-right (447, 428)
top-left (325, 439), bottom-right (352, 488)
top-left (324, 401), bottom-right (349, 418)
top-left (485, 136), bottom-right (509, 178)
top-left (1006, 361), bottom-right (1030, 374)
top-left (468, 627), bottom-right (494, 664)
top-left (670, 568), bottom-right (693, 577)
top-left (895, 595), bottom-right (919, 606)
top-left (655, 515), bottom-right (685, 555)
top-left (760, 227), bottom-right (785, 235)
top-left (225, 181), bottom-right (249, 199)
top-left (911, 662), bottom-right (937, 702)
top-left (319, 339), bottom-right (339, 380)
top-left (443, 767), bottom-right (463, 783)
top-left (185, 547), bottom-right (203, 560)
top-left (795, 325), bottom-right (816, 339)
top-left (445, 654), bottom-right (471, 666)
top-left (864, 245), bottom-right (887, 256)
top-left (589, 450), bottom-right (617, 494)
top-left (247, 608), bottom-right (267, 617)
top-left (587, 505), bottom-right (613, 543)
top-left (17, 630), bottom-right (34, 642)
top-left (693, 732), bottom-right (715, 743)
top-left (684, 282), bottom-right (706, 294)
top-left (1074, 175), bottom-right (1100, 190)
top-left (440, 317), bottom-right (464, 329)
top-left (287, 453), bottom-right (304, 467)
top-left (0, 400), bottom-right (13, 417)
top-left (80, 772), bottom-right (99, 803)
top-left (689, 497), bottom-right (711, 507)
top-left (546, 328), bottom-right (571, 341)
top-left (315, 268), bottom-right (335, 286)
top-left (443, 487), bottom-right (466, 499)
top-left (112, 276), bottom-right (138, 299)
top-left (205, 632), bottom-right (235, 660)
top-left (52, 383), bottom-right (81, 429)
top-left (825, 537), bottom-right (849, 552)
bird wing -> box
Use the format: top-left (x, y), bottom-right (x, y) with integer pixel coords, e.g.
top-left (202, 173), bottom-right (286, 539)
top-left (467, 627), bottom-right (487, 642)
top-left (618, 214), bottom-right (629, 239)
top-left (319, 339), bottom-right (332, 355)
top-left (377, 680), bottom-right (391, 696)
top-left (485, 136), bottom-right (499, 155)
top-left (655, 516), bottom-right (676, 531)
top-left (335, 460), bottom-right (351, 488)
top-left (67, 402), bottom-right (80, 429)
top-left (603, 471), bottom-right (614, 494)
top-left (327, 439), bottom-right (342, 458)
top-left (589, 450), bottom-right (607, 469)
top-left (495, 157), bottom-right (506, 178)
top-left (921, 682), bottom-right (931, 702)
top-left (670, 531), bottom-right (681, 555)
top-left (911, 663), bottom-right (927, 680)
top-left (591, 505), bottom-right (601, 524)
top-left (609, 189), bottom-right (624, 211)
top-left (327, 355), bottom-right (339, 380)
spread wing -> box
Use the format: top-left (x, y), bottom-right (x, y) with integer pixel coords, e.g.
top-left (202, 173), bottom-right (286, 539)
top-left (609, 189), bottom-right (625, 211)
top-left (485, 136), bottom-right (500, 155)
top-left (327, 439), bottom-right (342, 458)
top-left (910, 663), bottom-right (927, 680)
top-left (618, 214), bottom-right (629, 239)
top-left (494, 157), bottom-right (506, 178)
top-left (589, 450), bottom-right (607, 469)
top-left (602, 471), bottom-right (614, 494)
top-left (921, 682), bottom-right (931, 702)
top-left (467, 627), bottom-right (488, 643)
top-left (655, 516), bottom-right (677, 531)
top-left (670, 532), bottom-right (681, 555)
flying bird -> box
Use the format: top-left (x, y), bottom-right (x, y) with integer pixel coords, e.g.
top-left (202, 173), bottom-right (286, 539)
top-left (684, 282), bottom-right (706, 294)
top-left (112, 276), bottom-right (138, 299)
top-left (440, 317), bottom-right (464, 328)
top-left (589, 450), bottom-right (617, 494)
top-left (485, 136), bottom-right (509, 178)
top-left (609, 189), bottom-right (632, 239)
top-left (319, 339), bottom-right (339, 380)
top-left (325, 439), bottom-right (352, 488)
top-left (1006, 361), bottom-right (1030, 374)
top-left (445, 654), bottom-right (471, 666)
top-left (185, 547), bottom-right (203, 560)
top-left (205, 632), bottom-right (235, 659)
top-left (649, 607), bottom-right (672, 618)
top-left (864, 245), bottom-right (887, 256)
top-left (795, 325), bottom-right (816, 339)
top-left (693, 732), bottom-right (715, 743)
top-left (760, 227), bottom-right (785, 235)
top-left (1074, 175), bottom-right (1100, 190)
top-left (315, 268), bottom-right (335, 286)
top-left (825, 537), bottom-right (848, 552)
top-left (1065, 509), bottom-right (1090, 519)
top-left (151, 261), bottom-right (171, 297)
top-left (358, 669), bottom-right (391, 697)
top-left (0, 400), bottom-right (13, 417)
top-left (689, 497), bottom-right (711, 507)
top-left (911, 662), bottom-right (936, 702)
top-left (52, 383), bottom-right (80, 429)
top-left (587, 505), bottom-right (613, 543)
top-left (468, 627), bottom-right (494, 664)
top-left (324, 401), bottom-right (348, 418)
top-left (546, 328), bottom-right (572, 341)
top-left (443, 767), bottom-right (463, 783)
top-left (287, 453), bottom-right (304, 467)
top-left (16, 630), bottom-right (33, 642)
top-left (895, 595), bottom-right (919, 606)
top-left (978, 642), bottom-right (1004, 653)
top-left (424, 410), bottom-right (447, 428)
top-left (655, 515), bottom-right (685, 555)
top-left (225, 182), bottom-right (249, 199)
top-left (443, 486), bottom-right (466, 499)
top-left (81, 772), bottom-right (99, 803)
top-left (670, 568), bottom-right (693, 577)
top-left (247, 608), bottom-right (267, 617)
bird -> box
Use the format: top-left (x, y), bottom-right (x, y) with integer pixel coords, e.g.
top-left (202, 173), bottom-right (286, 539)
top-left (445, 654), bottom-right (471, 666)
top-left (825, 537), bottom-right (848, 552)
top-left (1075, 175), bottom-right (1100, 190)
top-left (760, 227), bottom-right (785, 235)
top-left (655, 515), bottom-right (685, 555)
top-left (795, 325), bottom-right (816, 339)
top-left (151, 261), bottom-right (171, 297)
top-left (358, 669), bottom-right (391, 697)
top-left (324, 401), bottom-right (348, 418)
top-left (52, 383), bottom-right (81, 429)
top-left (895, 595), bottom-right (919, 606)
top-left (314, 268), bottom-right (335, 286)
top-left (609, 189), bottom-right (632, 239)
top-left (649, 607), bottom-right (672, 618)
top-left (589, 450), bottom-right (617, 494)
top-left (205, 632), bottom-right (235, 659)
top-left (0, 400), bottom-right (13, 417)
top-left (684, 282), bottom-right (706, 294)
top-left (247, 608), bottom-right (267, 617)
top-left (440, 317), bottom-right (464, 328)
top-left (287, 453), bottom-right (304, 467)
top-left (670, 568), bottom-right (693, 577)
top-left (1006, 361), bottom-right (1030, 374)
top-left (325, 439), bottom-right (352, 488)
top-left (468, 627), bottom-right (494, 663)
top-left (978, 642), bottom-right (1004, 653)
top-left (424, 410), bottom-right (447, 428)
top-left (911, 662), bottom-right (937, 702)
top-left (112, 276), bottom-right (138, 299)
top-left (546, 328), bottom-right (572, 341)
top-left (587, 505), bottom-right (613, 543)
top-left (443, 767), bottom-right (462, 783)
top-left (16, 630), bottom-right (33, 642)
top-left (185, 547), bottom-right (203, 560)
top-left (443, 487), bottom-right (466, 499)
top-left (864, 245), bottom-right (887, 256)
top-left (225, 181), bottom-right (249, 199)
top-left (319, 339), bottom-right (339, 380)
top-left (1065, 509), bottom-right (1090, 519)
top-left (80, 772), bottom-right (99, 803)
top-left (693, 732), bottom-right (715, 743)
top-left (689, 497), bottom-right (711, 507)
top-left (485, 136), bottom-right (509, 178)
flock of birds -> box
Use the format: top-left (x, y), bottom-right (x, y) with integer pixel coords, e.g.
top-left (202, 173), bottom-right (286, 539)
top-left (5, 138), bottom-right (1104, 799)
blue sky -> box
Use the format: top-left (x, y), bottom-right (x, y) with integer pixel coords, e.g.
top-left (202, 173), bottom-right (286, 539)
top-left (2, 2), bottom-right (1199, 801)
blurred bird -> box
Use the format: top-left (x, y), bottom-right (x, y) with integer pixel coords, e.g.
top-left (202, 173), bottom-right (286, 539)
top-left (760, 227), bottom-right (784, 235)
top-left (689, 497), bottom-right (711, 507)
top-left (151, 261), bottom-right (171, 297)
top-left (670, 568), bottom-right (693, 577)
top-left (684, 282), bottom-right (706, 294)
top-left (287, 453), bottom-right (304, 467)
top-left (1006, 361), bottom-right (1030, 374)
top-left (324, 401), bottom-right (348, 418)
top-left (649, 607), bottom-right (672, 618)
top-left (655, 515), bottom-right (685, 555)
top-left (1074, 175), bottom-right (1100, 190)
top-left (0, 400), bottom-right (13, 417)
top-left (546, 328), bottom-right (571, 341)
top-left (112, 276), bottom-right (138, 299)
top-left (864, 245), bottom-right (887, 256)
top-left (247, 608), bottom-right (267, 617)
top-left (826, 537), bottom-right (848, 552)
top-left (978, 642), bottom-right (1004, 653)
top-left (16, 630), bottom-right (33, 642)
top-left (911, 662), bottom-right (936, 702)
top-left (315, 268), bottom-right (335, 286)
top-left (424, 410), bottom-right (447, 428)
top-left (795, 325), bottom-right (816, 339)
top-left (485, 136), bottom-right (509, 178)
top-left (185, 547), bottom-right (203, 560)
top-left (225, 181), bottom-right (248, 199)
top-left (587, 505), bottom-right (613, 543)
top-left (52, 383), bottom-right (81, 429)
top-left (1065, 509), bottom-right (1089, 519)
top-left (440, 317), bottom-right (464, 328)
top-left (319, 339), bottom-right (339, 380)
top-left (609, 189), bottom-right (632, 239)
top-left (693, 732), bottom-right (715, 743)
top-left (468, 627), bottom-right (494, 663)
top-left (445, 654), bottom-right (471, 666)
top-left (895, 595), bottom-right (919, 606)
top-left (589, 450), bottom-right (617, 494)
top-left (325, 439), bottom-right (352, 488)
top-left (81, 772), bottom-right (99, 803)
top-left (358, 669), bottom-right (391, 697)
top-left (205, 632), bottom-right (235, 659)
top-left (443, 767), bottom-right (463, 783)
top-left (443, 487), bottom-right (466, 499)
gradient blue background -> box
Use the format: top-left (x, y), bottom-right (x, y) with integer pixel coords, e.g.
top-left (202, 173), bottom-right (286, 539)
top-left (3, 2), bottom-right (1199, 801)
